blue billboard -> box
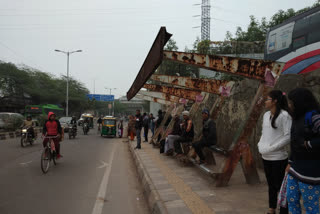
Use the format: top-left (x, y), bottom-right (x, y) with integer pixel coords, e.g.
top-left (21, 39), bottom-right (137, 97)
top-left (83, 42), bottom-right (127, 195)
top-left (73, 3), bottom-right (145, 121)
top-left (87, 94), bottom-right (114, 101)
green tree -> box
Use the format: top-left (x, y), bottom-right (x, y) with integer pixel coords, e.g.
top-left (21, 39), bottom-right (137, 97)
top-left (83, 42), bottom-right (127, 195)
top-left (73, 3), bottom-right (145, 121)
top-left (164, 39), bottom-right (178, 51)
top-left (0, 62), bottom-right (90, 115)
top-left (197, 40), bottom-right (211, 54)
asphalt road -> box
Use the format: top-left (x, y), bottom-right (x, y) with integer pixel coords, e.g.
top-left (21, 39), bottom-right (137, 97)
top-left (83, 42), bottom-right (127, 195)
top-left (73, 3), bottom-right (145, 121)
top-left (0, 128), bottom-right (149, 214)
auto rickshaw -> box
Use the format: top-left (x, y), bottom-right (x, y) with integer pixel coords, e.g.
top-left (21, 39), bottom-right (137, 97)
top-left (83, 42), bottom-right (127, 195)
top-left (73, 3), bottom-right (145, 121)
top-left (81, 113), bottom-right (94, 128)
top-left (101, 116), bottom-right (117, 137)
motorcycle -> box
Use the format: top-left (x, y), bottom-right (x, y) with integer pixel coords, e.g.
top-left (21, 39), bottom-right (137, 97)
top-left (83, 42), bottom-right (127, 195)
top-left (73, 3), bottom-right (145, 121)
top-left (83, 123), bottom-right (89, 135)
top-left (21, 127), bottom-right (34, 147)
top-left (68, 125), bottom-right (77, 139)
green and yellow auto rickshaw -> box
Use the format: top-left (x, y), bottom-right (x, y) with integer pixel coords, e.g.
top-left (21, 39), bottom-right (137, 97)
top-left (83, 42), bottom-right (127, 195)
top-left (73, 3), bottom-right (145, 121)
top-left (101, 116), bottom-right (117, 137)
top-left (81, 114), bottom-right (94, 128)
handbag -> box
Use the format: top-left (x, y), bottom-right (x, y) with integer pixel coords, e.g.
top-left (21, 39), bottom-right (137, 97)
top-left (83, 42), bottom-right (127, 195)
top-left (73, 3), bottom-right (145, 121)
top-left (277, 172), bottom-right (288, 208)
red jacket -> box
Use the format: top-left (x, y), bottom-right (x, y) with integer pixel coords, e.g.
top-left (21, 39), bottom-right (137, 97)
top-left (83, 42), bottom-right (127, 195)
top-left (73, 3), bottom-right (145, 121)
top-left (43, 112), bottom-right (62, 136)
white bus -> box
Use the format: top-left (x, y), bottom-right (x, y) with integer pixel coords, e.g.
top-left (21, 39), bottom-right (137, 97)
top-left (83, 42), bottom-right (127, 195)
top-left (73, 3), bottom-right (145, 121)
top-left (265, 6), bottom-right (320, 74)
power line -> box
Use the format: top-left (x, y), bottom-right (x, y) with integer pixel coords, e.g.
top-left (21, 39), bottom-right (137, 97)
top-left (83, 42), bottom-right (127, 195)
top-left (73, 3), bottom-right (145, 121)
top-left (0, 40), bottom-right (46, 71)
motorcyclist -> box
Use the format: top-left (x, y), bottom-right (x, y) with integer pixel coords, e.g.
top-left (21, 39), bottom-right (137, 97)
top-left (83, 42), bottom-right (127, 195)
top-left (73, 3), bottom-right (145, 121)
top-left (83, 117), bottom-right (90, 133)
top-left (22, 115), bottom-right (35, 140)
top-left (97, 116), bottom-right (102, 130)
top-left (70, 116), bottom-right (77, 134)
top-left (42, 112), bottom-right (63, 158)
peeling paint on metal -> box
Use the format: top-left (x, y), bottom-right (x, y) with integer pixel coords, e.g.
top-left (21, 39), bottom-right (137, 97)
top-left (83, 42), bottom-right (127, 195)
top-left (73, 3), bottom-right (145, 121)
top-left (143, 84), bottom-right (201, 101)
top-left (150, 74), bottom-right (235, 96)
top-left (163, 51), bottom-right (284, 81)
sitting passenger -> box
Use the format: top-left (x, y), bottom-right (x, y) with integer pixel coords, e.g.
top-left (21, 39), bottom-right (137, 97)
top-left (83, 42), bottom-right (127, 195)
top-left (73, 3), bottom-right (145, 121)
top-left (173, 111), bottom-right (194, 157)
top-left (192, 109), bottom-right (217, 164)
top-left (164, 114), bottom-right (181, 155)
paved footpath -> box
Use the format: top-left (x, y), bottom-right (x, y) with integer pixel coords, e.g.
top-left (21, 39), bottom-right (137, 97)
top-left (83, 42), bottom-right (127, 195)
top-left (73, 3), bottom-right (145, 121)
top-left (128, 138), bottom-right (270, 214)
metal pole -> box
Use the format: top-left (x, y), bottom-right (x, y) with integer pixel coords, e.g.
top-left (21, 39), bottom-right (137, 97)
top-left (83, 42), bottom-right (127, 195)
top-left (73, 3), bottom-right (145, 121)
top-left (109, 89), bottom-right (111, 115)
top-left (66, 52), bottom-right (70, 117)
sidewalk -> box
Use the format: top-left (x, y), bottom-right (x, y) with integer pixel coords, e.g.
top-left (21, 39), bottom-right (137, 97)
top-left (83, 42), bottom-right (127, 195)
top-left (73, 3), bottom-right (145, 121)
top-left (128, 138), bottom-right (269, 214)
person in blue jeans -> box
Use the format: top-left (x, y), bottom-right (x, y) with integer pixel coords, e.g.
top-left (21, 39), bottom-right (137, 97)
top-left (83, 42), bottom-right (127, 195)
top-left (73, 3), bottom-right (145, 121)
top-left (286, 88), bottom-right (320, 214)
top-left (134, 109), bottom-right (143, 149)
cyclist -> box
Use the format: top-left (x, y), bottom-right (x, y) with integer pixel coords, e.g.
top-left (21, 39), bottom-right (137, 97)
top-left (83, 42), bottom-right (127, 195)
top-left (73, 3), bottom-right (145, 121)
top-left (22, 115), bottom-right (35, 140)
top-left (42, 112), bottom-right (63, 159)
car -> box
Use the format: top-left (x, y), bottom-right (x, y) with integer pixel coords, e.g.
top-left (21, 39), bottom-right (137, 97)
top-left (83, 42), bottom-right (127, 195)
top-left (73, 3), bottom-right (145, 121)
top-left (77, 118), bottom-right (84, 126)
top-left (59, 117), bottom-right (72, 132)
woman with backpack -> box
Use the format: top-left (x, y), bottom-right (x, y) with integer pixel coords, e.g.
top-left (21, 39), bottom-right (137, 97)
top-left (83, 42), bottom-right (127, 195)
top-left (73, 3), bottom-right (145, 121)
top-left (286, 88), bottom-right (320, 214)
top-left (258, 90), bottom-right (291, 214)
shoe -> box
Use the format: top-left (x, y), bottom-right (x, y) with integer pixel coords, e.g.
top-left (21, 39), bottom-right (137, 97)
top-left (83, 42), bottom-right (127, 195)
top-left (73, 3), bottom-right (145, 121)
top-left (134, 147), bottom-right (141, 150)
top-left (57, 154), bottom-right (63, 159)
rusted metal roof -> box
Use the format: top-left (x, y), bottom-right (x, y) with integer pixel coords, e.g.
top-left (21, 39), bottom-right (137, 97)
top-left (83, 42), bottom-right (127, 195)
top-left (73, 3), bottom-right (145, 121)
top-left (143, 84), bottom-right (201, 101)
top-left (126, 27), bottom-right (172, 100)
top-left (163, 51), bottom-right (284, 81)
top-left (138, 90), bottom-right (181, 103)
top-left (150, 74), bottom-right (235, 96)
top-left (135, 94), bottom-right (172, 106)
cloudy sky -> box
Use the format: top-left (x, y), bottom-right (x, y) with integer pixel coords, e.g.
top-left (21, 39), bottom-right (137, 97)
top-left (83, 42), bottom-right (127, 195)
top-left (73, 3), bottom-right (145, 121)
top-left (0, 0), bottom-right (316, 98)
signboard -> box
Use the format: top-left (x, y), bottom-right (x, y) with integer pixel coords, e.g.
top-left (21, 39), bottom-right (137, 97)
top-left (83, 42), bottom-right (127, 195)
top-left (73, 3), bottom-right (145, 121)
top-left (267, 22), bottom-right (294, 54)
top-left (87, 94), bottom-right (114, 101)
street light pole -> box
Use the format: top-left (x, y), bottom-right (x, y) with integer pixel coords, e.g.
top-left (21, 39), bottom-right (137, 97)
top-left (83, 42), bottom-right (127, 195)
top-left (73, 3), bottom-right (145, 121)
top-left (55, 49), bottom-right (82, 117)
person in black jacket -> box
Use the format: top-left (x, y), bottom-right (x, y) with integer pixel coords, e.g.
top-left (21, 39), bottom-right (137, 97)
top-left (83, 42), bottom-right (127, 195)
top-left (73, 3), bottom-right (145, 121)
top-left (286, 88), bottom-right (320, 214)
top-left (192, 108), bottom-right (217, 164)
top-left (134, 109), bottom-right (143, 149)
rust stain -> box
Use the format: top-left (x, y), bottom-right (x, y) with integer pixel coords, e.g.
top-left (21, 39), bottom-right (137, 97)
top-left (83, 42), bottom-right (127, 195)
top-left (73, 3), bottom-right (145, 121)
top-left (150, 74), bottom-right (234, 95)
top-left (143, 84), bottom-right (201, 101)
top-left (163, 51), bottom-right (284, 81)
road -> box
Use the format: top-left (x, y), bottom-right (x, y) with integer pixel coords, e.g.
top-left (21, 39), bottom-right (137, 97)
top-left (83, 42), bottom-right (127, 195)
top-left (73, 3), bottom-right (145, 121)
top-left (0, 128), bottom-right (149, 214)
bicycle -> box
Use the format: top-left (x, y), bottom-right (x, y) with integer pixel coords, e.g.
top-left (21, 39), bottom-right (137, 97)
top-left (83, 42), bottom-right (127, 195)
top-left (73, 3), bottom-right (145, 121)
top-left (41, 135), bottom-right (59, 174)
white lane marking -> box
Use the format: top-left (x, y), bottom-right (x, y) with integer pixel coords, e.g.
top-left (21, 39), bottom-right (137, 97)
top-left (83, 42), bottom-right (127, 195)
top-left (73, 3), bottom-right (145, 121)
top-left (20, 161), bottom-right (32, 165)
top-left (91, 143), bottom-right (117, 214)
top-left (97, 161), bottom-right (108, 169)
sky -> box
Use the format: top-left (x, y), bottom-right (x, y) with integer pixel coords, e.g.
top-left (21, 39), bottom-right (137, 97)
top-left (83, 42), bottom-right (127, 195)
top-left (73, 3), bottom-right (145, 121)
top-left (0, 0), bottom-right (316, 99)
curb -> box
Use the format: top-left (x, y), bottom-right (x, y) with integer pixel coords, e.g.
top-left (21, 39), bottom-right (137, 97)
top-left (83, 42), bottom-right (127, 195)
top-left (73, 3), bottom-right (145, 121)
top-left (0, 128), bottom-right (42, 141)
top-left (127, 139), bottom-right (168, 214)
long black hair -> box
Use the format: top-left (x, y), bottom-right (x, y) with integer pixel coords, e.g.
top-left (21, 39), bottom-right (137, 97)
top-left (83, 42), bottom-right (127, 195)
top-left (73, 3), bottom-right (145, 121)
top-left (268, 90), bottom-right (289, 129)
top-left (288, 88), bottom-right (320, 120)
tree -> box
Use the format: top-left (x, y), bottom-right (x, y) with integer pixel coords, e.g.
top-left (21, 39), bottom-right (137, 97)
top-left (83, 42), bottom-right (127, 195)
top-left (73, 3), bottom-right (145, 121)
top-left (0, 62), bottom-right (90, 115)
top-left (197, 40), bottom-right (211, 54)
top-left (164, 39), bottom-right (178, 51)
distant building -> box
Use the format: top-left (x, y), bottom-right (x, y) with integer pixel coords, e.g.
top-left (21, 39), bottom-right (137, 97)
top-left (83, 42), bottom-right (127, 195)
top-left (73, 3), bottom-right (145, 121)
top-left (118, 96), bottom-right (149, 115)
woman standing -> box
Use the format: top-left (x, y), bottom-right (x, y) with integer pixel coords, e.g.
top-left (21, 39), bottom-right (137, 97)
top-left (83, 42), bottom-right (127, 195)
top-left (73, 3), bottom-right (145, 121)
top-left (258, 90), bottom-right (291, 214)
top-left (286, 88), bottom-right (320, 214)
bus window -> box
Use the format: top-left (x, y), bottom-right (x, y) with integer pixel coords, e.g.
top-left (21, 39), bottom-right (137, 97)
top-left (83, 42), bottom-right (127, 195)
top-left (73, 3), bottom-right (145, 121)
top-left (293, 18), bottom-right (310, 38)
top-left (310, 11), bottom-right (320, 26)
top-left (308, 30), bottom-right (320, 44)
top-left (293, 36), bottom-right (306, 49)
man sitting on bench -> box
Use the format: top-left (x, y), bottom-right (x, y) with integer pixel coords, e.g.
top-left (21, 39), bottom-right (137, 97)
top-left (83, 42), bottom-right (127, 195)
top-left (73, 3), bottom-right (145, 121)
top-left (173, 111), bottom-right (194, 157)
top-left (192, 108), bottom-right (217, 164)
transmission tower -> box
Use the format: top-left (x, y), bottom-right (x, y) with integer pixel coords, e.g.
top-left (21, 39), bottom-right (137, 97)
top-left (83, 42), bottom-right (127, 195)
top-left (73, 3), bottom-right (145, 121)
top-left (201, 0), bottom-right (211, 41)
